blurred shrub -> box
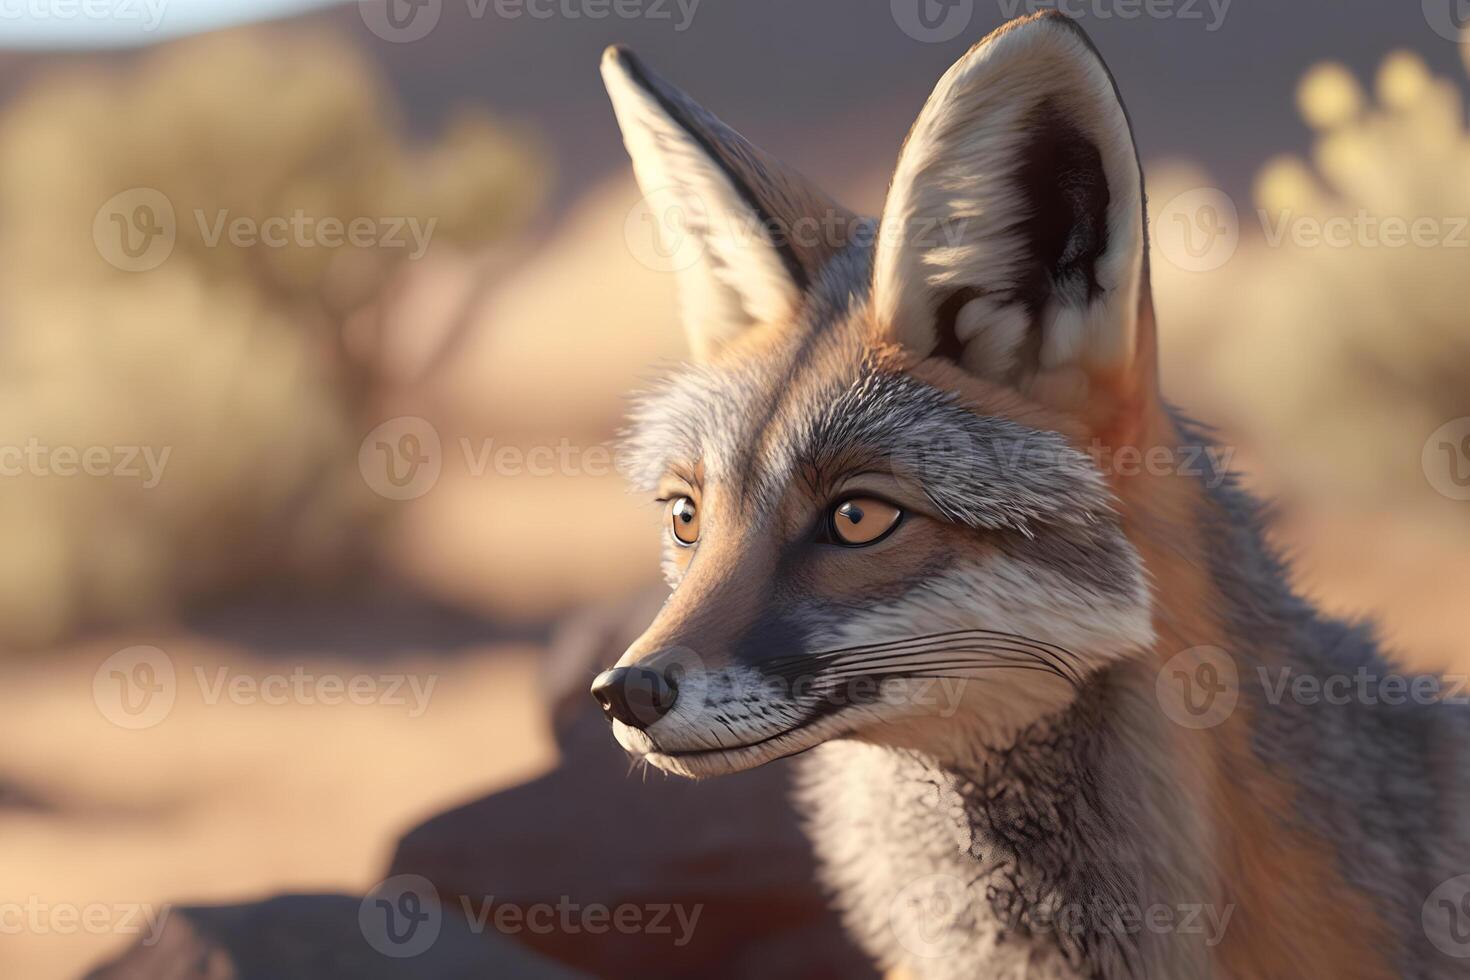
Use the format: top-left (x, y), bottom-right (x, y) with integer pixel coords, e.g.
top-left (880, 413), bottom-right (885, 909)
top-left (0, 28), bottom-right (543, 649)
top-left (1157, 44), bottom-right (1470, 515)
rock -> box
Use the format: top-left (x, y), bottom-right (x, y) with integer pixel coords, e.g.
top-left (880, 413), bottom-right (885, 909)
top-left (84, 893), bottom-right (589, 980)
top-left (387, 586), bottom-right (877, 980)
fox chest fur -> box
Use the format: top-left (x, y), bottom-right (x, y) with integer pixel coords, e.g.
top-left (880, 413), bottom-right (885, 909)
top-left (802, 741), bottom-right (1101, 980)
top-left (798, 678), bottom-right (1220, 980)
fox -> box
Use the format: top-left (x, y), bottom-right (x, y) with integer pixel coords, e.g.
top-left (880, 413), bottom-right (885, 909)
top-left (589, 11), bottom-right (1470, 979)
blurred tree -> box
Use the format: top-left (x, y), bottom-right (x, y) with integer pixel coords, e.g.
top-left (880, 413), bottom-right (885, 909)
top-left (0, 28), bottom-right (544, 648)
top-left (1155, 44), bottom-right (1470, 525)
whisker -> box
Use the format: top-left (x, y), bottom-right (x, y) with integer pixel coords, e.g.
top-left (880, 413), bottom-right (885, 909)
top-left (784, 662), bottom-right (1078, 700)
top-left (762, 640), bottom-right (1085, 688)
top-left (761, 628), bottom-right (1086, 681)
top-left (774, 626), bottom-right (1078, 663)
top-left (815, 657), bottom-right (1077, 687)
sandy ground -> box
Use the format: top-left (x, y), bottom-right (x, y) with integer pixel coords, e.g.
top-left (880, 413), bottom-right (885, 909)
top-left (0, 630), bottom-right (557, 979)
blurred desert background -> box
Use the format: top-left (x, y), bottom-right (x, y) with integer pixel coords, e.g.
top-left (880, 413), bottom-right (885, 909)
top-left (2, 1), bottom-right (1470, 977)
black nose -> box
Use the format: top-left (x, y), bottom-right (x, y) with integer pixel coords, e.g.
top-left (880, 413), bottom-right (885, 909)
top-left (590, 666), bottom-right (678, 729)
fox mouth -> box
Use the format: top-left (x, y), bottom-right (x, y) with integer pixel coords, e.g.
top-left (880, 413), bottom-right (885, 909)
top-left (610, 629), bottom-right (1091, 777)
top-left (635, 713), bottom-right (852, 778)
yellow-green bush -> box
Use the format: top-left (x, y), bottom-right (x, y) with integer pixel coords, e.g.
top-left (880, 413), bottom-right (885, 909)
top-left (0, 28), bottom-right (542, 648)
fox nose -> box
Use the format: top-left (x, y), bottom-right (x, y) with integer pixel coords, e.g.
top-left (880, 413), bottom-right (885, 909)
top-left (590, 666), bottom-right (679, 729)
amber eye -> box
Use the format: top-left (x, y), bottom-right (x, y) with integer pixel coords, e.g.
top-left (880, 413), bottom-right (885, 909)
top-left (830, 497), bottom-right (902, 547)
top-left (668, 496), bottom-right (700, 546)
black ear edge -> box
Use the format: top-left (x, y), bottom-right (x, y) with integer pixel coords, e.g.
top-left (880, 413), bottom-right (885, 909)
top-left (601, 45), bottom-right (812, 294)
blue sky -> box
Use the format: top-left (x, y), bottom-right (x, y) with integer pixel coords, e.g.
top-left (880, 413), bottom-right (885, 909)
top-left (0, 0), bottom-right (341, 48)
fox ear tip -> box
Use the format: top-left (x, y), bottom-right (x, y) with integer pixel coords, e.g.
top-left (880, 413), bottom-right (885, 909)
top-left (987, 9), bottom-right (1096, 52)
top-left (601, 44), bottom-right (637, 76)
top-left (1008, 8), bottom-right (1082, 31)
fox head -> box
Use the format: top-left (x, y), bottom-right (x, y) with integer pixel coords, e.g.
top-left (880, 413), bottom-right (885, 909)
top-left (593, 12), bottom-right (1171, 778)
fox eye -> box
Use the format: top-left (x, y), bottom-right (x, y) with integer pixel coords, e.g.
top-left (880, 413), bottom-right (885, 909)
top-left (668, 496), bottom-right (700, 546)
top-left (830, 497), bottom-right (902, 547)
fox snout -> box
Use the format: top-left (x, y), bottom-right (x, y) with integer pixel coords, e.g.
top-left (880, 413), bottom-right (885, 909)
top-left (590, 664), bottom-right (679, 730)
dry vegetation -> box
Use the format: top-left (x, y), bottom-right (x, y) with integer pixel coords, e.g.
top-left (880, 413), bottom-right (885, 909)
top-left (1155, 45), bottom-right (1470, 520)
top-left (0, 28), bottom-right (542, 649)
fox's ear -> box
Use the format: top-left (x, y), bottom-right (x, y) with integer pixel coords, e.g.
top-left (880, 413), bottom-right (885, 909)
top-left (602, 46), bottom-right (855, 362)
top-left (872, 13), bottom-right (1155, 438)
